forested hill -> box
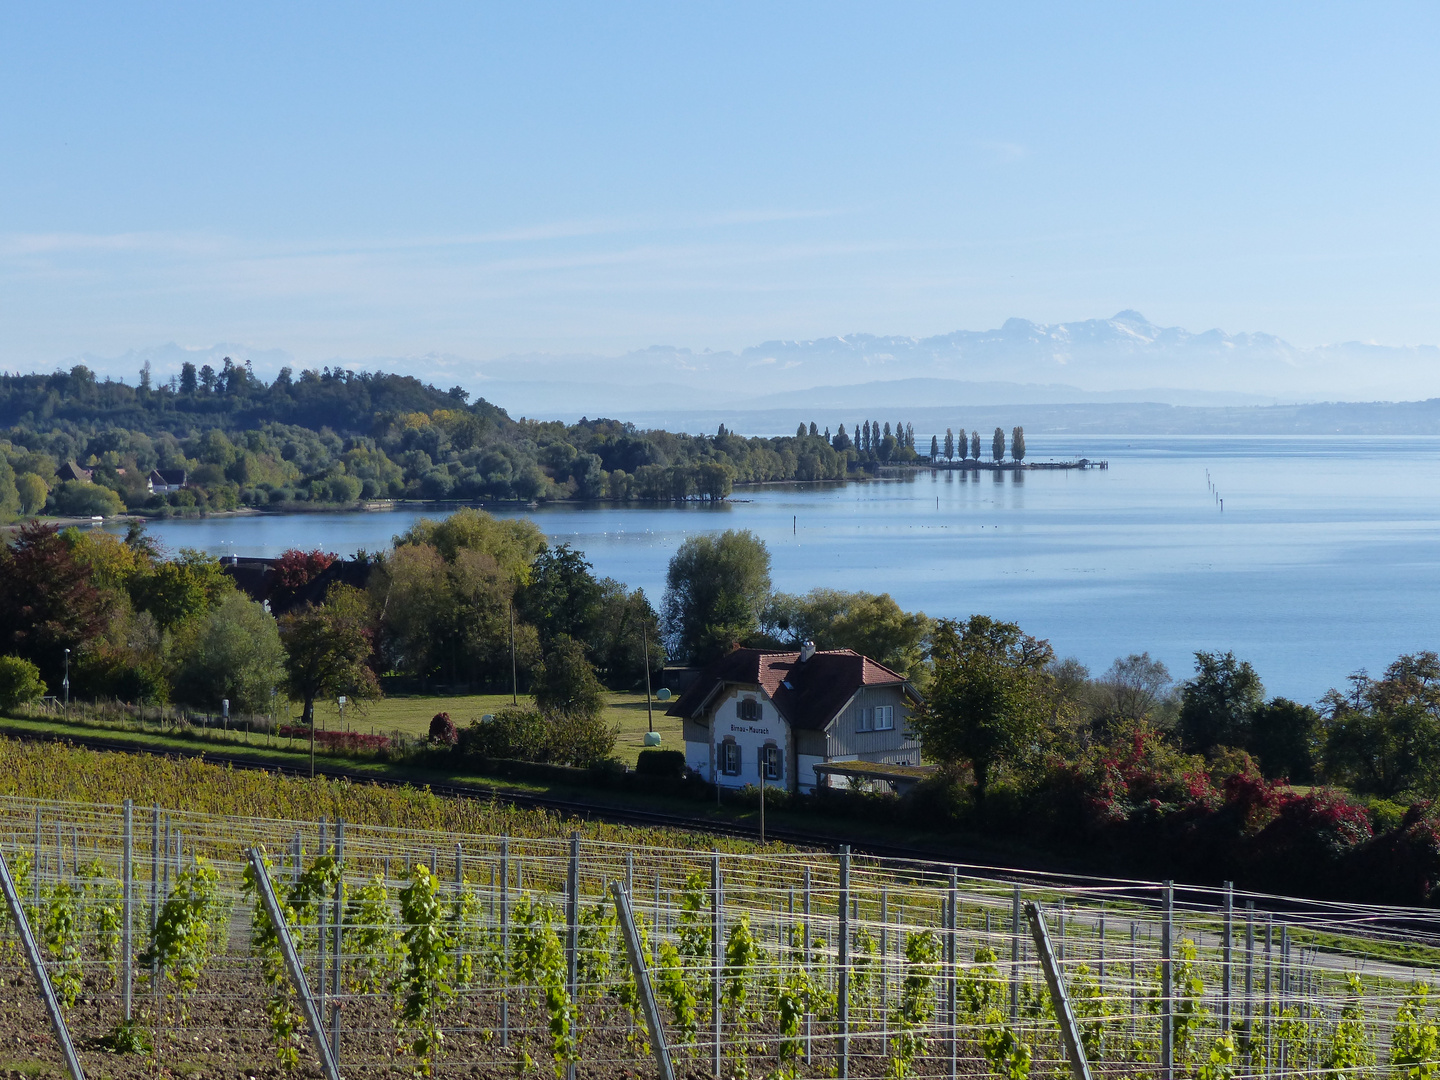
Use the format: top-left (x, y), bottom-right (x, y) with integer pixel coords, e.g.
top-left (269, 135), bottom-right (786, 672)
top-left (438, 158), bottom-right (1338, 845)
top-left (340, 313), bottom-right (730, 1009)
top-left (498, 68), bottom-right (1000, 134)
top-left (0, 362), bottom-right (509, 436)
top-left (0, 362), bottom-right (945, 519)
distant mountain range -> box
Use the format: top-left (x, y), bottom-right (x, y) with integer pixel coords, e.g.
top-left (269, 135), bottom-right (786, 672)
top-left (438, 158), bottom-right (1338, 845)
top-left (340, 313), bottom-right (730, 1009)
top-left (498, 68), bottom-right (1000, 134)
top-left (63, 311), bottom-right (1440, 430)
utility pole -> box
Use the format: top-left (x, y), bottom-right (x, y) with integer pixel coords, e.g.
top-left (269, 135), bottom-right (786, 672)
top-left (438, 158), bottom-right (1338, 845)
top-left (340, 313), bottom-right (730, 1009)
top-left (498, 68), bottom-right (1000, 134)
top-left (510, 601), bottom-right (518, 705)
top-left (62, 648), bottom-right (70, 708)
top-left (642, 618), bottom-right (654, 735)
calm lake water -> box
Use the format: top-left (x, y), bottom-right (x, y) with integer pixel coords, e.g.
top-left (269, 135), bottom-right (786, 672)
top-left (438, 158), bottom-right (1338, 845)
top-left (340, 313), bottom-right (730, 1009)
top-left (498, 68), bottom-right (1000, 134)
top-left (114, 437), bottom-right (1440, 703)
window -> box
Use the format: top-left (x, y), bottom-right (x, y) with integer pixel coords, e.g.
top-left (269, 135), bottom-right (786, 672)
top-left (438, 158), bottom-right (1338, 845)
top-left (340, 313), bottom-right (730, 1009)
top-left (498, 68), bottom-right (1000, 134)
top-left (857, 705), bottom-right (895, 732)
top-left (761, 743), bottom-right (782, 782)
top-left (737, 698), bottom-right (761, 721)
top-left (720, 740), bottom-right (741, 776)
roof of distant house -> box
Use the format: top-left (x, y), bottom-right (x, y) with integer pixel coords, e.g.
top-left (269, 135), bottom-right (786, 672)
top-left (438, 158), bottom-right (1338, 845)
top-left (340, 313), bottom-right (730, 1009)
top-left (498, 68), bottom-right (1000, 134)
top-left (666, 647), bottom-right (916, 731)
top-left (148, 468), bottom-right (187, 484)
top-left (56, 461), bottom-right (92, 483)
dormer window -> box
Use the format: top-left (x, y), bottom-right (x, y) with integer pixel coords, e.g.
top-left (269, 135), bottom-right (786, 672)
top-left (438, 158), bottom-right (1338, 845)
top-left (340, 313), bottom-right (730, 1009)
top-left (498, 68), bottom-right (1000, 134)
top-left (737, 698), bottom-right (761, 721)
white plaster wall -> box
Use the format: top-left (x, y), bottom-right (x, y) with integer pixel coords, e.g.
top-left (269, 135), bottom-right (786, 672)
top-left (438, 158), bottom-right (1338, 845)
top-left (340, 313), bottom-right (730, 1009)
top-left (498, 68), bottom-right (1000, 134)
top-left (709, 687), bottom-right (791, 790)
top-left (797, 754), bottom-right (826, 793)
top-left (685, 738), bottom-right (710, 776)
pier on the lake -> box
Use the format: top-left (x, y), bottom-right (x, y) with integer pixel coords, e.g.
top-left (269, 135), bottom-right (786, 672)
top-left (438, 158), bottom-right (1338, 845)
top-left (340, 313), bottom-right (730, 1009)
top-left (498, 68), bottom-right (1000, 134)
top-left (885, 457), bottom-right (1109, 473)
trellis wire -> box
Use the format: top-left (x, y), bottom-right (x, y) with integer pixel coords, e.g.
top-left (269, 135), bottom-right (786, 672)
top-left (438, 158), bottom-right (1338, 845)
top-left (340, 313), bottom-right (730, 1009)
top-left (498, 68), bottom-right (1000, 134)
top-left (0, 793), bottom-right (1438, 1079)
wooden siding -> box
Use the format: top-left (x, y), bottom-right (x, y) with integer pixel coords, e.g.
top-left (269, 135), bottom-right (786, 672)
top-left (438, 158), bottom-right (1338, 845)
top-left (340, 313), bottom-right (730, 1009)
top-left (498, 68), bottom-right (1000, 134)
top-left (824, 683), bottom-right (919, 763)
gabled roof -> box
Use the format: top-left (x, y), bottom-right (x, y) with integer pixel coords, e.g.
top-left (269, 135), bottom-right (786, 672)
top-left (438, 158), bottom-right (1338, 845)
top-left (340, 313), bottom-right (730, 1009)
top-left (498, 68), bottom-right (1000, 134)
top-left (56, 461), bottom-right (92, 483)
top-left (666, 647), bottom-right (917, 731)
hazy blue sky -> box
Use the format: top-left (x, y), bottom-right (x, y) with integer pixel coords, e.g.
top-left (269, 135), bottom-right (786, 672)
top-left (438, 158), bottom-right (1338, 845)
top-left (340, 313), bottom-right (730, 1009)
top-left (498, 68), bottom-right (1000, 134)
top-left (3, 2), bottom-right (1439, 367)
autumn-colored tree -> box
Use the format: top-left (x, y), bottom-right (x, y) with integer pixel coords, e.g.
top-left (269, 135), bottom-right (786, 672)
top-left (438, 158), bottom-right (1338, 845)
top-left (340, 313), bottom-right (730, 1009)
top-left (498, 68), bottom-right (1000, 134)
top-left (0, 522), bottom-right (112, 688)
top-left (275, 548), bottom-right (338, 588)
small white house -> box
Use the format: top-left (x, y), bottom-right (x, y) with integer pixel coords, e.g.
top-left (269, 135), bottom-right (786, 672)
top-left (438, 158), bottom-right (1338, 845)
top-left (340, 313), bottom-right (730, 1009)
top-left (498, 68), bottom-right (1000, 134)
top-left (667, 645), bottom-right (922, 794)
top-left (147, 468), bottom-right (188, 493)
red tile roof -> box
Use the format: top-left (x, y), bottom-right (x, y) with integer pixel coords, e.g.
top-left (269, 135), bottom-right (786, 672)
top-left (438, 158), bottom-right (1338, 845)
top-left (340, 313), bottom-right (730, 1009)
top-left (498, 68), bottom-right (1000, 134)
top-left (666, 647), bottom-right (914, 731)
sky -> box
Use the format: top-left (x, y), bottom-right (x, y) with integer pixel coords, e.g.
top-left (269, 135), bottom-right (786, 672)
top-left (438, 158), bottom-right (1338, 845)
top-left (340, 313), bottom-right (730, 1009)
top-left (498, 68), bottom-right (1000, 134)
top-left (3, 2), bottom-right (1440, 373)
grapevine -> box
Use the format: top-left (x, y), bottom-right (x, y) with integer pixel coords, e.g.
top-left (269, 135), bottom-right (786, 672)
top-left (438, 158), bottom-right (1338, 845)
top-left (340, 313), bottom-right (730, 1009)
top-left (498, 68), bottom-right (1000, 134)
top-left (242, 852), bottom-right (307, 1069)
top-left (139, 856), bottom-right (219, 1019)
top-left (886, 929), bottom-right (939, 1079)
top-left (1389, 985), bottom-right (1437, 1080)
top-left (41, 879), bottom-right (83, 1008)
top-left (510, 892), bottom-right (576, 1073)
top-left (397, 863), bottom-right (455, 1076)
top-left (1322, 973), bottom-right (1374, 1080)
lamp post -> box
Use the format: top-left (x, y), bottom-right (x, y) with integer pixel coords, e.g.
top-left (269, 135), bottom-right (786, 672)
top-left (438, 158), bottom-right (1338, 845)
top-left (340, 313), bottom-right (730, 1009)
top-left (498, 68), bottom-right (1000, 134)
top-left (62, 648), bottom-right (70, 708)
top-left (337, 695), bottom-right (347, 732)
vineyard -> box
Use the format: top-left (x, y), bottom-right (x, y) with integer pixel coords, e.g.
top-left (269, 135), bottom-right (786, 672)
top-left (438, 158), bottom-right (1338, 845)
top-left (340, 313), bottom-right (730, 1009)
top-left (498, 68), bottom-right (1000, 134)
top-left (1, 795), bottom-right (1438, 1080)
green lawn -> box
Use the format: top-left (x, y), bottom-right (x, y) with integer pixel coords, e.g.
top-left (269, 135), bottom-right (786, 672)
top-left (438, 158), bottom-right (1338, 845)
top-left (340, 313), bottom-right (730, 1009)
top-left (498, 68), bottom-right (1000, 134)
top-left (311, 690), bottom-right (683, 767)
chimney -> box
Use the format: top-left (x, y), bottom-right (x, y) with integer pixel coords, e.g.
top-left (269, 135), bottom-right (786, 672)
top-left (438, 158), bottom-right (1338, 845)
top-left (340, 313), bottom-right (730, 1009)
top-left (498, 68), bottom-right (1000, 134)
top-left (799, 640), bottom-right (816, 663)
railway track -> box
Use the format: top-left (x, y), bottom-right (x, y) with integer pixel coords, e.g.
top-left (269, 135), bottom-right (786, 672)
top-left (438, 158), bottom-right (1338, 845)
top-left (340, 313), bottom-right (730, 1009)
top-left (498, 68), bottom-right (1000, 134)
top-left (0, 722), bottom-right (1086, 876)
top-left (10, 722), bottom-right (1439, 951)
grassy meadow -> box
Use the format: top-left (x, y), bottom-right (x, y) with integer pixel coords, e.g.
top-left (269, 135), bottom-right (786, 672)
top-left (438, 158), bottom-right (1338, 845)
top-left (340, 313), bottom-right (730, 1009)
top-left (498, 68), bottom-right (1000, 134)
top-left (309, 689), bottom-right (683, 767)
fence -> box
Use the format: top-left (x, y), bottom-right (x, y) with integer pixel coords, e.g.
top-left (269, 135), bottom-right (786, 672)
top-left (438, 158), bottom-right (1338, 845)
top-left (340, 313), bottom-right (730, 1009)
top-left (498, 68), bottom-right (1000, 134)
top-left (0, 793), bottom-right (1437, 1079)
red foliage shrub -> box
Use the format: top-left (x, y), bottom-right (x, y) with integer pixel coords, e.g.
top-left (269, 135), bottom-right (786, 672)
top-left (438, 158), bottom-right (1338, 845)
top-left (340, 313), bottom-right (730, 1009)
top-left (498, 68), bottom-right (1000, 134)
top-left (428, 712), bottom-right (458, 746)
top-left (275, 548), bottom-right (339, 588)
top-left (277, 725), bottom-right (390, 753)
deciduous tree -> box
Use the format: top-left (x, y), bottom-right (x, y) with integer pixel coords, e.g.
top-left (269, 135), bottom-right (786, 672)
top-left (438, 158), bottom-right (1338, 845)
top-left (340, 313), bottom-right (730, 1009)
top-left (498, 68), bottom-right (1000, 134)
top-left (278, 585), bottom-right (380, 728)
top-left (908, 615), bottom-right (1054, 806)
top-left (662, 530), bottom-right (772, 665)
top-left (1179, 651), bottom-right (1264, 753)
top-left (0, 522), bottom-right (112, 688)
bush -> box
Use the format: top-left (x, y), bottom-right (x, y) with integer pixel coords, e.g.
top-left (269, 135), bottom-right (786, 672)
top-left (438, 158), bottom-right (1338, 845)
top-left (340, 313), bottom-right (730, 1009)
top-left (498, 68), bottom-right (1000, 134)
top-left (636, 749), bottom-right (687, 779)
top-left (533, 635), bottom-right (606, 718)
top-left (0, 656), bottom-right (46, 709)
top-left (52, 480), bottom-right (124, 518)
top-left (460, 707), bottom-right (547, 760)
top-left (458, 705), bottom-right (616, 768)
top-left (428, 711), bottom-right (458, 746)
top-left (545, 707), bottom-right (618, 767)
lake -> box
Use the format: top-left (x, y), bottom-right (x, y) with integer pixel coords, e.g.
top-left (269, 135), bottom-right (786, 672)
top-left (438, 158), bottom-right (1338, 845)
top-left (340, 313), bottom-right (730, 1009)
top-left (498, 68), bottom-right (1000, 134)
top-left (113, 436), bottom-right (1440, 703)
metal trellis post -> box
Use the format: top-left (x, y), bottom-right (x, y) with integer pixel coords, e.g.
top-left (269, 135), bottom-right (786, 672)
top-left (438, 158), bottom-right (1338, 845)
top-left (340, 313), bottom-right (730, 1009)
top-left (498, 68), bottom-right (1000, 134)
top-left (838, 845), bottom-right (850, 1080)
top-left (1025, 901), bottom-right (1093, 1080)
top-left (1161, 881), bottom-right (1174, 1080)
top-left (1244, 901), bottom-right (1255, 1051)
top-left (122, 799), bottom-right (133, 1020)
top-left (246, 847), bottom-right (343, 1080)
top-left (501, 835), bottom-right (510, 1048)
top-left (1010, 882), bottom-right (1022, 1023)
top-left (611, 881), bottom-right (676, 1080)
top-left (332, 819), bottom-right (345, 1062)
top-left (566, 833), bottom-right (580, 1080)
top-left (712, 851), bottom-right (722, 1080)
top-left (948, 868), bottom-right (958, 1080)
top-left (1222, 881), bottom-right (1233, 1033)
top-left (0, 851), bottom-right (86, 1080)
